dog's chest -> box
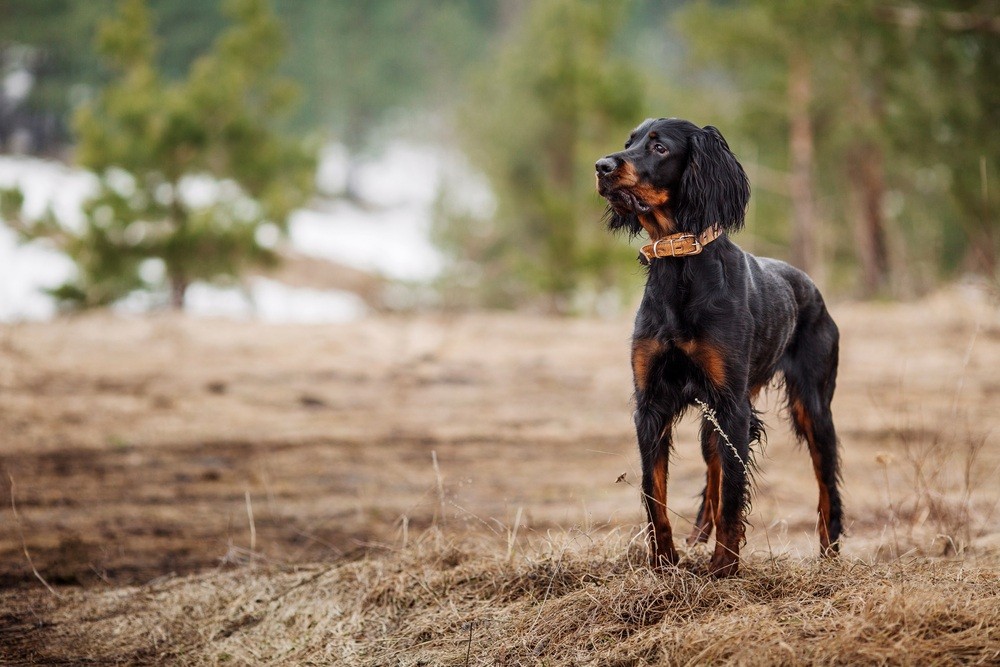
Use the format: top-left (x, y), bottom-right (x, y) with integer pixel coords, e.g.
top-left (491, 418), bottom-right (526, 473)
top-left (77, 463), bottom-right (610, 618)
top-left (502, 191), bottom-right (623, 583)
top-left (634, 285), bottom-right (724, 343)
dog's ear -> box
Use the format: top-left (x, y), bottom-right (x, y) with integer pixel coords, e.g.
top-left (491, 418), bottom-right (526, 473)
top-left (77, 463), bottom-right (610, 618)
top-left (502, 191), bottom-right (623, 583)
top-left (604, 205), bottom-right (643, 238)
top-left (674, 125), bottom-right (750, 234)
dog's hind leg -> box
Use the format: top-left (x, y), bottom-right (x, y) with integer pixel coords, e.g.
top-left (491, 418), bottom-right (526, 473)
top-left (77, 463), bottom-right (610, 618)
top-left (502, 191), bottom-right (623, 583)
top-left (782, 311), bottom-right (843, 555)
top-left (687, 421), bottom-right (720, 545)
top-left (689, 383), bottom-right (765, 547)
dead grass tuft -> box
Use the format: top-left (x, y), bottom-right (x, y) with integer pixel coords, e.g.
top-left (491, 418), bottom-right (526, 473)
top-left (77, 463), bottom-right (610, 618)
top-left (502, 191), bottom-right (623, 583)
top-left (4, 529), bottom-right (1000, 666)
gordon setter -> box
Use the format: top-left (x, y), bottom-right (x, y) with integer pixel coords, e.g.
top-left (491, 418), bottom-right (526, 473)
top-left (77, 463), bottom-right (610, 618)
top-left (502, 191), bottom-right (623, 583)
top-left (595, 118), bottom-right (842, 576)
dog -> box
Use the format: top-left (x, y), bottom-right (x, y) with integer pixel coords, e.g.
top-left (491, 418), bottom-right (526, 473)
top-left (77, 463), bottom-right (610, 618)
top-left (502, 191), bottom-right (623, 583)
top-left (595, 118), bottom-right (842, 576)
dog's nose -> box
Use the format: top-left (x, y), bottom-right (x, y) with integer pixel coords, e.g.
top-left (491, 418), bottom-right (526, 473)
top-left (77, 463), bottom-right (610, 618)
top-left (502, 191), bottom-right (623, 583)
top-left (595, 157), bottom-right (618, 175)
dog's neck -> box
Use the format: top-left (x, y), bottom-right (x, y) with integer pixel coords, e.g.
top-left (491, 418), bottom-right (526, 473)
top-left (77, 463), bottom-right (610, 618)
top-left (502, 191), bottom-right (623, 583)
top-left (637, 224), bottom-right (724, 263)
top-left (636, 207), bottom-right (677, 240)
top-left (639, 204), bottom-right (720, 238)
top-left (634, 204), bottom-right (722, 263)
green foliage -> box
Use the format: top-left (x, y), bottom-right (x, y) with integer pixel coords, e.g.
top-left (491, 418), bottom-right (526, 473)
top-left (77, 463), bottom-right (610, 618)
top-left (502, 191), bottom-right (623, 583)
top-left (273, 0), bottom-right (498, 154)
top-left (10, 0), bottom-right (315, 309)
top-left (436, 0), bottom-right (645, 311)
top-left (3, 1), bottom-right (499, 158)
top-left (0, 187), bottom-right (24, 221)
top-left (675, 0), bottom-right (1000, 292)
top-left (4, 0), bottom-right (996, 308)
top-left (0, 0), bottom-right (228, 149)
top-left (0, 0), bottom-right (113, 124)
top-left (886, 1), bottom-right (1000, 277)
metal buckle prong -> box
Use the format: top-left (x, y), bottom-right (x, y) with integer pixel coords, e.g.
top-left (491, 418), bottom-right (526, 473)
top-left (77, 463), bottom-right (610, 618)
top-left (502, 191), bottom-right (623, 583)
top-left (651, 238), bottom-right (664, 258)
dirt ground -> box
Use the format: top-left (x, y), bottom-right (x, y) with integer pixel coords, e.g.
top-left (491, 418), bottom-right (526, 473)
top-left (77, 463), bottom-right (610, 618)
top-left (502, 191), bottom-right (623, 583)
top-left (1, 287), bottom-right (1000, 653)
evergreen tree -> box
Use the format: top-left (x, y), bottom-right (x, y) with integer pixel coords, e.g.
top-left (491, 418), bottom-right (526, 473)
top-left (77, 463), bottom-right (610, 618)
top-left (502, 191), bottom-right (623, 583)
top-left (676, 0), bottom-right (1000, 295)
top-left (0, 0), bottom-right (226, 155)
top-left (435, 0), bottom-right (644, 312)
top-left (878, 1), bottom-right (1000, 280)
top-left (677, 2), bottom-right (845, 288)
top-left (0, 0), bottom-right (114, 152)
top-left (275, 1), bottom-right (499, 149)
top-left (4, 0), bottom-right (314, 309)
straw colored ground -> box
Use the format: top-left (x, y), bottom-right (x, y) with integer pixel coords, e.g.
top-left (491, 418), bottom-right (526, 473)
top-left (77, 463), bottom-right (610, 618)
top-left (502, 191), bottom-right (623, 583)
top-left (1, 287), bottom-right (999, 665)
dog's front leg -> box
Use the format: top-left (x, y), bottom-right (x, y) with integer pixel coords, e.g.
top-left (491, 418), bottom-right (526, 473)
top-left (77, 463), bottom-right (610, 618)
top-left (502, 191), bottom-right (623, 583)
top-left (632, 338), bottom-right (686, 568)
top-left (632, 339), bottom-right (680, 568)
top-left (687, 421), bottom-right (721, 545)
top-left (706, 396), bottom-right (752, 577)
top-left (634, 397), bottom-right (681, 569)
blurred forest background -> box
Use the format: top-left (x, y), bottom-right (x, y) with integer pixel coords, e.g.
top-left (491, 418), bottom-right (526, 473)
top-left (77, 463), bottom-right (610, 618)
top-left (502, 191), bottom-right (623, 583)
top-left (0, 0), bottom-right (997, 315)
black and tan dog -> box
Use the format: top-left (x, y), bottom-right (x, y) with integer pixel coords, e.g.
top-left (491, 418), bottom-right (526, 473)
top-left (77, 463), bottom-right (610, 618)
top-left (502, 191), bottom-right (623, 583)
top-left (595, 118), bottom-right (842, 576)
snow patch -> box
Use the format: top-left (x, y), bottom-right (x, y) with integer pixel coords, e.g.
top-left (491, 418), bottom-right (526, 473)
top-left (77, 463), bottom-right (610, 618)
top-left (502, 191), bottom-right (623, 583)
top-left (183, 278), bottom-right (367, 324)
top-left (0, 143), bottom-right (495, 322)
top-left (0, 225), bottom-right (76, 321)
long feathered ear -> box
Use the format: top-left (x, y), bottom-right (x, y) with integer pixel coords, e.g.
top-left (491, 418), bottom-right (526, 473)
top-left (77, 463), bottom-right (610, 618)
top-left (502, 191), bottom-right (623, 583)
top-left (603, 205), bottom-right (643, 238)
top-left (674, 126), bottom-right (750, 234)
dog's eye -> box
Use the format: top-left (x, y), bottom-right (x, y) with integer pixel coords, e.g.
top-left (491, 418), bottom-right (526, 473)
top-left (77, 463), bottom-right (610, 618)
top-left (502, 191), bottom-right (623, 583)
top-left (653, 143), bottom-right (667, 155)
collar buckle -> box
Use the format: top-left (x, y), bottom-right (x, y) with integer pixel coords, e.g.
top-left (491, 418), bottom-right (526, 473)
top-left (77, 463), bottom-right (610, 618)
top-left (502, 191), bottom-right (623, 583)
top-left (638, 227), bottom-right (718, 263)
top-left (656, 234), bottom-right (700, 257)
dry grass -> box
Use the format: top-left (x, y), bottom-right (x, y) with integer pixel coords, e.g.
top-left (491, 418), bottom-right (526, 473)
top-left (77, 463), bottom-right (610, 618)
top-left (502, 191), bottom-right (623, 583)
top-left (2, 287), bottom-right (1000, 664)
top-left (3, 529), bottom-right (1000, 666)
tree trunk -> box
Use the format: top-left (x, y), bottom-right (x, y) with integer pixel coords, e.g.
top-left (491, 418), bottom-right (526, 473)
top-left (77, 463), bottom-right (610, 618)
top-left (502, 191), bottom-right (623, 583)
top-left (169, 274), bottom-right (188, 310)
top-left (963, 229), bottom-right (998, 279)
top-left (787, 52), bottom-right (821, 282)
top-left (845, 55), bottom-right (891, 297)
top-left (963, 156), bottom-right (997, 278)
top-left (847, 143), bottom-right (890, 296)
top-left (542, 44), bottom-right (579, 314)
top-left (168, 189), bottom-right (189, 310)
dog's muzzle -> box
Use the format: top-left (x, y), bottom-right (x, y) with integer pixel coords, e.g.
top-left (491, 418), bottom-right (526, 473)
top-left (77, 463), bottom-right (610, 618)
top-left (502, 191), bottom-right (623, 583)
top-left (595, 157), bottom-right (618, 175)
top-left (595, 157), bottom-right (650, 213)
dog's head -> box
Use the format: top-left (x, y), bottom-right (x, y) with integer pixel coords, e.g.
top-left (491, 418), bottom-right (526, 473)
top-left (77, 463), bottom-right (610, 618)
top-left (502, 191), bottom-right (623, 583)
top-left (596, 118), bottom-right (750, 238)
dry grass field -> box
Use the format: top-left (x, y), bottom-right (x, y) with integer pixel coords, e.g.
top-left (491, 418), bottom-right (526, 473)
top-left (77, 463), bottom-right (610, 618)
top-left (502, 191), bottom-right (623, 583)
top-left (2, 286), bottom-right (1000, 664)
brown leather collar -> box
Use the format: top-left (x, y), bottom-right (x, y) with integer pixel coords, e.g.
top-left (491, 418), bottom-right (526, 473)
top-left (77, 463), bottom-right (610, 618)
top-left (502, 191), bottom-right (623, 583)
top-left (638, 225), bottom-right (723, 264)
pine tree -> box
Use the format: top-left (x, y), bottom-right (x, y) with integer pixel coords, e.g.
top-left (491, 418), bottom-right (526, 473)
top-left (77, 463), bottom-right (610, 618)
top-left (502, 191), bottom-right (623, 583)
top-left (677, 2), bottom-right (836, 286)
top-left (5, 0), bottom-right (314, 309)
top-left (435, 0), bottom-right (644, 312)
top-left (676, 0), bottom-right (1000, 295)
